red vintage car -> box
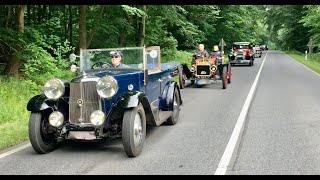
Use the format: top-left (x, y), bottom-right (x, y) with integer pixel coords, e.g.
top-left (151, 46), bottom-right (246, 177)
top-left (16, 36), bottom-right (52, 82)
top-left (228, 42), bottom-right (255, 66)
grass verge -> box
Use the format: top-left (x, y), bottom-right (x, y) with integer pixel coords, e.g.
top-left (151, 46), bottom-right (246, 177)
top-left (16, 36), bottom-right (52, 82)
top-left (285, 51), bottom-right (320, 74)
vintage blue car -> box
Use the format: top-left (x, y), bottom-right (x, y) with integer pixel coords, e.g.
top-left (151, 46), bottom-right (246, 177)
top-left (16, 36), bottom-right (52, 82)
top-left (26, 46), bottom-right (183, 157)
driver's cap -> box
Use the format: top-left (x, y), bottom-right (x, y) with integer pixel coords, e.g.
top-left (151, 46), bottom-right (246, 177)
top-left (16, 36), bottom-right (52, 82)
top-left (110, 50), bottom-right (122, 57)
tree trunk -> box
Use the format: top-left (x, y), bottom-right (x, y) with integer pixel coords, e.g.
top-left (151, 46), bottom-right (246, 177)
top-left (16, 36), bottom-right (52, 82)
top-left (4, 5), bottom-right (26, 77)
top-left (63, 5), bottom-right (67, 42)
top-left (37, 5), bottom-right (41, 23)
top-left (43, 5), bottom-right (47, 22)
top-left (4, 6), bottom-right (12, 28)
top-left (86, 5), bottom-right (105, 49)
top-left (79, 5), bottom-right (87, 51)
top-left (48, 5), bottom-right (51, 21)
top-left (68, 5), bottom-right (73, 46)
top-left (138, 5), bottom-right (146, 47)
top-left (118, 15), bottom-right (132, 46)
top-left (32, 5), bottom-right (36, 24)
top-left (27, 5), bottom-right (30, 25)
top-left (16, 5), bottom-right (26, 33)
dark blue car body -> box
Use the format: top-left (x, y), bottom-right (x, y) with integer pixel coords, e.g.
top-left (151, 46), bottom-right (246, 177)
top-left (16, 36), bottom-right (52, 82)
top-left (26, 46), bottom-right (183, 157)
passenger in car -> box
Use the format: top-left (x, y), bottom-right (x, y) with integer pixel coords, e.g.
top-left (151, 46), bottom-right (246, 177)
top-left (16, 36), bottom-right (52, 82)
top-left (102, 50), bottom-right (129, 68)
top-left (210, 45), bottom-right (224, 65)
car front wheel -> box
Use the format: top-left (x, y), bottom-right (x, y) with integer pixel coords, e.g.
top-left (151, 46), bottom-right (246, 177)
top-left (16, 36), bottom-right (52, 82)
top-left (227, 63), bottom-right (232, 84)
top-left (122, 103), bottom-right (146, 157)
top-left (222, 66), bottom-right (228, 89)
top-left (179, 69), bottom-right (185, 89)
top-left (29, 112), bottom-right (58, 154)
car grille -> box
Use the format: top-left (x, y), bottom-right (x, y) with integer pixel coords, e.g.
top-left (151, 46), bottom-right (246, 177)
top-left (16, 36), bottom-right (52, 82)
top-left (69, 82), bottom-right (99, 124)
top-left (196, 65), bottom-right (210, 75)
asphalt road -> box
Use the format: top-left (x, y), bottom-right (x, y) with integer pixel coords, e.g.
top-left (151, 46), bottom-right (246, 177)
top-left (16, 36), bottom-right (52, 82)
top-left (229, 51), bottom-right (320, 175)
top-left (1, 50), bottom-right (319, 175)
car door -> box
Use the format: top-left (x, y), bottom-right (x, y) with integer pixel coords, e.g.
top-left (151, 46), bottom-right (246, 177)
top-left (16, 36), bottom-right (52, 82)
top-left (145, 46), bottom-right (161, 108)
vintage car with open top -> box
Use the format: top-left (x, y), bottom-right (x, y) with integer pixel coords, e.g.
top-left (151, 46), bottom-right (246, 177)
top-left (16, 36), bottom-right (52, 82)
top-left (181, 53), bottom-right (232, 89)
top-left (26, 46), bottom-right (183, 157)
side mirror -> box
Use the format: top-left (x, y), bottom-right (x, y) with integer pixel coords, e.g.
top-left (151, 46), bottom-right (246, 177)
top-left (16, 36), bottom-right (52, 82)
top-left (69, 53), bottom-right (77, 62)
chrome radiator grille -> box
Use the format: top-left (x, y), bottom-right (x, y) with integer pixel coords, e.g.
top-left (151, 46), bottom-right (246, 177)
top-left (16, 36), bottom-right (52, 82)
top-left (196, 65), bottom-right (210, 75)
top-left (69, 82), bottom-right (99, 124)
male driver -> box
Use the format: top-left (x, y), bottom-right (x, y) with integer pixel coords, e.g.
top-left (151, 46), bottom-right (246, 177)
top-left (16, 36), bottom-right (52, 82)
top-left (102, 50), bottom-right (129, 68)
top-left (192, 44), bottom-right (209, 65)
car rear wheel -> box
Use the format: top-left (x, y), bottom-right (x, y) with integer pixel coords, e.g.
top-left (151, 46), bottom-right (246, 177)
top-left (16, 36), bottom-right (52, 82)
top-left (122, 103), bottom-right (146, 157)
top-left (222, 66), bottom-right (228, 89)
top-left (166, 88), bottom-right (181, 125)
top-left (29, 112), bottom-right (58, 154)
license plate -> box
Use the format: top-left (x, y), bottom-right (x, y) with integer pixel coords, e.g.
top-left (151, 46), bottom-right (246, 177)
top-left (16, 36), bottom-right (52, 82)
top-left (68, 131), bottom-right (96, 140)
top-left (240, 60), bottom-right (249, 63)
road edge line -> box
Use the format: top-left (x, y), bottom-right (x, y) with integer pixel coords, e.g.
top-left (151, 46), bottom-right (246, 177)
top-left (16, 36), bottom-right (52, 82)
top-left (0, 143), bottom-right (31, 159)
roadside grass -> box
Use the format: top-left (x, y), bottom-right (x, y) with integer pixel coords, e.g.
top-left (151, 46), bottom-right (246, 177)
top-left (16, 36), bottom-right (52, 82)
top-left (0, 76), bottom-right (40, 150)
top-left (0, 72), bottom-right (74, 150)
top-left (285, 50), bottom-right (320, 74)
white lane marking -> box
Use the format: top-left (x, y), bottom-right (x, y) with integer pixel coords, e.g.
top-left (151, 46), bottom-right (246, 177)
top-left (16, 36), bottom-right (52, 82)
top-left (215, 52), bottom-right (269, 175)
top-left (0, 143), bottom-right (31, 159)
top-left (285, 52), bottom-right (320, 77)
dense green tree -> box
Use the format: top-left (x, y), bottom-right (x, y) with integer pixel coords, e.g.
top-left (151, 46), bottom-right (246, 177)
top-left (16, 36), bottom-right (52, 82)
top-left (1, 5), bottom-right (316, 77)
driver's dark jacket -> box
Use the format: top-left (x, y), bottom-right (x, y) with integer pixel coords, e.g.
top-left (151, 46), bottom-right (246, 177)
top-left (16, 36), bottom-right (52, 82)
top-left (210, 51), bottom-right (223, 64)
top-left (102, 62), bottom-right (129, 68)
top-left (192, 50), bottom-right (209, 65)
top-left (194, 50), bottom-right (209, 58)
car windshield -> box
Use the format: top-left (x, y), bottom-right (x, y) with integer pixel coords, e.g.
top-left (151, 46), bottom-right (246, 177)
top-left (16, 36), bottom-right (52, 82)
top-left (79, 47), bottom-right (145, 72)
top-left (233, 44), bottom-right (250, 49)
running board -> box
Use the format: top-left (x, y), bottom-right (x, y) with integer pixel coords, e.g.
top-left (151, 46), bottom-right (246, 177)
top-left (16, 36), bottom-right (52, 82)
top-left (151, 107), bottom-right (173, 126)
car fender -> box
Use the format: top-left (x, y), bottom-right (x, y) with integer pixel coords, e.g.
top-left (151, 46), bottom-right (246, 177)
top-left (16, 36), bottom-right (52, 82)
top-left (160, 81), bottom-right (182, 111)
top-left (182, 63), bottom-right (192, 79)
top-left (119, 91), bottom-right (156, 125)
top-left (27, 95), bottom-right (54, 112)
top-left (27, 95), bottom-right (68, 113)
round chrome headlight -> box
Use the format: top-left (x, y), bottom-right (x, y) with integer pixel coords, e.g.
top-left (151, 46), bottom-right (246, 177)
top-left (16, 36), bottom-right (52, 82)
top-left (90, 110), bottom-right (105, 126)
top-left (49, 111), bottom-right (64, 127)
top-left (43, 78), bottom-right (65, 100)
top-left (96, 76), bottom-right (118, 99)
top-left (210, 65), bottom-right (217, 72)
top-left (190, 65), bottom-right (196, 72)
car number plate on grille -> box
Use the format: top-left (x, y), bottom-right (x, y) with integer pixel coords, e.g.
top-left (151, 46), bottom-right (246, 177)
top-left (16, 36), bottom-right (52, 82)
top-left (68, 131), bottom-right (96, 140)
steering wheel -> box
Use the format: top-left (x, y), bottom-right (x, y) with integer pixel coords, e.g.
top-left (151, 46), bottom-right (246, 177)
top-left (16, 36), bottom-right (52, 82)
top-left (91, 61), bottom-right (112, 69)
